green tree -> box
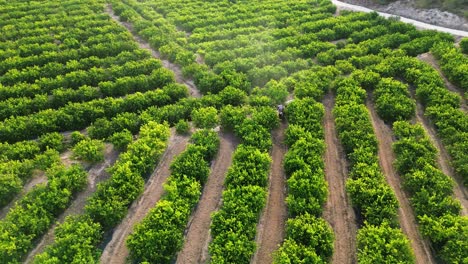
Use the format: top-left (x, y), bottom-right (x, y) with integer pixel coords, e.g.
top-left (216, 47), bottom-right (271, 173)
top-left (219, 86), bottom-right (247, 106)
top-left (39, 132), bottom-right (65, 152)
top-left (191, 107), bottom-right (218, 129)
top-left (460, 38), bottom-right (468, 54)
top-left (175, 119), bottom-right (190, 135)
top-left (109, 129), bottom-right (133, 151)
top-left (72, 139), bottom-right (105, 163)
top-left (275, 214), bottom-right (334, 263)
top-left (357, 223), bottom-right (415, 263)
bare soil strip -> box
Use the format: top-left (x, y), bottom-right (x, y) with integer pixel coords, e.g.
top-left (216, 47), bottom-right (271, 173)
top-left (175, 132), bottom-right (239, 264)
top-left (104, 5), bottom-right (201, 98)
top-left (251, 122), bottom-right (288, 264)
top-left (366, 97), bottom-right (436, 264)
top-left (25, 144), bottom-right (119, 263)
top-left (100, 131), bottom-right (189, 264)
top-left (322, 93), bottom-right (358, 264)
top-left (412, 95), bottom-right (468, 215)
top-left (417, 52), bottom-right (467, 112)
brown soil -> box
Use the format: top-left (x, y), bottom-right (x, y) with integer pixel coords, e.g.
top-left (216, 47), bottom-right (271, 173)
top-left (104, 5), bottom-right (201, 98)
top-left (175, 132), bottom-right (239, 264)
top-left (412, 92), bottom-right (468, 216)
top-left (322, 93), bottom-right (358, 264)
top-left (417, 52), bottom-right (467, 112)
top-left (195, 54), bottom-right (205, 65)
top-left (0, 170), bottom-right (47, 219)
top-left (24, 144), bottom-right (119, 263)
top-left (251, 122), bottom-right (288, 264)
top-left (60, 150), bottom-right (80, 168)
top-left (100, 130), bottom-right (189, 264)
top-left (366, 97), bottom-right (436, 264)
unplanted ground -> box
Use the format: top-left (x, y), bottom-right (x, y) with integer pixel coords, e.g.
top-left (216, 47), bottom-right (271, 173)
top-left (100, 131), bottom-right (189, 264)
top-left (367, 97), bottom-right (436, 264)
top-left (251, 122), bottom-right (288, 264)
top-left (25, 144), bottom-right (119, 263)
top-left (176, 132), bottom-right (239, 264)
top-left (411, 91), bottom-right (468, 216)
top-left (322, 93), bottom-right (358, 264)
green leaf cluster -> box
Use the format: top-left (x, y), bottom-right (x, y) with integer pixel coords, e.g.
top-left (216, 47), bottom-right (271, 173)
top-left (0, 164), bottom-right (87, 263)
top-left (36, 122), bottom-right (170, 262)
top-left (334, 78), bottom-right (413, 262)
top-left (393, 121), bottom-right (466, 262)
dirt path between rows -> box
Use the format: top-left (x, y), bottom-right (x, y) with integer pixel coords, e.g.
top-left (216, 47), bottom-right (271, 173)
top-left (412, 92), bottom-right (468, 215)
top-left (322, 93), bottom-right (358, 264)
top-left (104, 4), bottom-right (201, 98)
top-left (1, 148), bottom-right (84, 220)
top-left (24, 144), bottom-right (119, 263)
top-left (417, 52), bottom-right (467, 112)
top-left (175, 132), bottom-right (239, 264)
top-left (0, 171), bottom-right (47, 220)
top-left (100, 131), bottom-right (189, 264)
top-left (251, 122), bottom-right (288, 264)
top-left (366, 97), bottom-right (436, 264)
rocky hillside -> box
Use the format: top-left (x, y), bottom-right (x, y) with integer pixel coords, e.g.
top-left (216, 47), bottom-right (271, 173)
top-left (341, 0), bottom-right (468, 31)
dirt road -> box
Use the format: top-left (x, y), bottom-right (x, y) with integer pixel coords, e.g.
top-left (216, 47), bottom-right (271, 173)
top-left (251, 122), bottom-right (288, 264)
top-left (175, 132), bottom-right (238, 264)
top-left (100, 131), bottom-right (189, 264)
top-left (105, 5), bottom-right (201, 98)
top-left (322, 93), bottom-right (358, 264)
top-left (413, 95), bottom-right (468, 216)
top-left (367, 97), bottom-right (436, 264)
top-left (24, 144), bottom-right (119, 263)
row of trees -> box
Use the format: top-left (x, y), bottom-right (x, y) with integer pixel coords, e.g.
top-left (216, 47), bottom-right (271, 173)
top-left (208, 105), bottom-right (276, 263)
top-left (0, 63), bottom-right (173, 121)
top-left (111, 0), bottom-right (256, 95)
top-left (0, 48), bottom-right (150, 88)
top-left (0, 164), bottom-right (88, 263)
top-left (0, 159), bottom-right (35, 207)
top-left (373, 77), bottom-right (415, 124)
top-left (0, 50), bottom-right (151, 100)
top-left (431, 42), bottom-right (468, 91)
top-left (1, 132), bottom-right (66, 209)
top-left (333, 77), bottom-right (415, 262)
top-left (2, 57), bottom-right (162, 98)
top-left (0, 140), bottom-right (41, 161)
top-left (127, 129), bottom-right (220, 263)
top-left (0, 84), bottom-right (184, 143)
top-left (0, 40), bottom-right (138, 76)
top-left (317, 29), bottom-right (451, 66)
top-left (84, 85), bottom-right (247, 144)
top-left (461, 38), bottom-right (468, 54)
top-left (275, 97), bottom-right (334, 263)
top-left (34, 122), bottom-right (170, 262)
top-left (392, 121), bottom-right (466, 262)
top-left (374, 55), bottom-right (467, 186)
